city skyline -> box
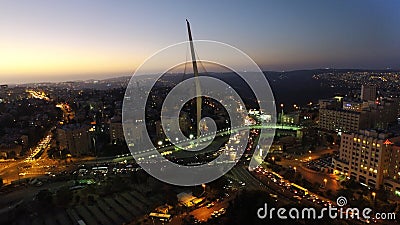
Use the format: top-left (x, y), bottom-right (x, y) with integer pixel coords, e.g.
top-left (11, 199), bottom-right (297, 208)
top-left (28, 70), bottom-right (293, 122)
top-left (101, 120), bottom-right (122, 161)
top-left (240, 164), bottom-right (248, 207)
top-left (1, 2), bottom-right (400, 224)
top-left (1, 0), bottom-right (400, 84)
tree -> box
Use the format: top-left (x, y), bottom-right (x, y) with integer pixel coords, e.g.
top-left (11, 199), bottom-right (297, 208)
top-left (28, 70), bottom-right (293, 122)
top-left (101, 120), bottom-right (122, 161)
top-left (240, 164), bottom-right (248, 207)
top-left (225, 190), bottom-right (281, 225)
top-left (336, 188), bottom-right (354, 200)
top-left (326, 189), bottom-right (333, 197)
top-left (326, 134), bottom-right (334, 144)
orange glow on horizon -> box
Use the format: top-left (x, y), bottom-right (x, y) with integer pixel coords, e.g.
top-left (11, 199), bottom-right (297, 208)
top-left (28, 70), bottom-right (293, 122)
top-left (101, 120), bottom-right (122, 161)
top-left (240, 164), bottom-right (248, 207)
top-left (0, 46), bottom-right (140, 76)
top-left (0, 38), bottom-right (145, 80)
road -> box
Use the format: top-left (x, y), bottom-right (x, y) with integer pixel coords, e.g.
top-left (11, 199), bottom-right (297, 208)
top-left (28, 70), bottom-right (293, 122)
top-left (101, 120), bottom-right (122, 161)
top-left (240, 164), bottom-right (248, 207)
top-left (0, 181), bottom-right (70, 208)
top-left (182, 166), bottom-right (272, 223)
top-left (228, 166), bottom-right (265, 190)
top-left (112, 123), bottom-right (301, 164)
top-left (276, 147), bottom-right (341, 193)
top-left (189, 194), bottom-right (234, 222)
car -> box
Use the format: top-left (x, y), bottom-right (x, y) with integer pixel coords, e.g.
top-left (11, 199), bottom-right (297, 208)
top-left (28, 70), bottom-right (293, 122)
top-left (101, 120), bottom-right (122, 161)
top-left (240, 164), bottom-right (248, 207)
top-left (206, 202), bottom-right (215, 208)
top-left (307, 196), bottom-right (315, 201)
top-left (269, 194), bottom-right (278, 201)
top-left (219, 208), bottom-right (226, 214)
top-left (293, 195), bottom-right (302, 201)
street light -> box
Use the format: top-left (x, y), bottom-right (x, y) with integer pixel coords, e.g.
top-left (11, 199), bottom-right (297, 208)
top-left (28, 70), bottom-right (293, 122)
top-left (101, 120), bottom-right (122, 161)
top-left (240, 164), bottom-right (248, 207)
top-left (280, 104), bottom-right (284, 127)
top-left (323, 178), bottom-right (328, 187)
top-left (372, 192), bottom-right (376, 201)
top-left (93, 137), bottom-right (97, 165)
top-left (293, 166), bottom-right (297, 173)
top-left (271, 156), bottom-right (275, 163)
top-left (200, 183), bottom-right (206, 196)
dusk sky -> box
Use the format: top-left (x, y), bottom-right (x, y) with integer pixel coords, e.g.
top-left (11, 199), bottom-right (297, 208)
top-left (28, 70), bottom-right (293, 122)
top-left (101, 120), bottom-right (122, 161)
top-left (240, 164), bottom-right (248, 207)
top-left (1, 0), bottom-right (399, 83)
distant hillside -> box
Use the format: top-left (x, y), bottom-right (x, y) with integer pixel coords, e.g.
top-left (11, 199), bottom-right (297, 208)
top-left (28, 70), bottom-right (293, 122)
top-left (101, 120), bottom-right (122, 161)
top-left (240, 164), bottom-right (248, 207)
top-left (16, 69), bottom-right (397, 107)
top-left (264, 69), bottom-right (340, 106)
top-left (263, 68), bottom-right (399, 106)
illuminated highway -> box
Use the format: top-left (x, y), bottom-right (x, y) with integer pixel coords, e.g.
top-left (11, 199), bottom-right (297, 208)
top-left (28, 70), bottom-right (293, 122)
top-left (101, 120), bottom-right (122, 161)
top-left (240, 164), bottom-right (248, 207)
top-left (27, 90), bottom-right (51, 101)
top-left (112, 123), bottom-right (301, 163)
top-left (56, 102), bottom-right (75, 121)
top-left (0, 123), bottom-right (300, 185)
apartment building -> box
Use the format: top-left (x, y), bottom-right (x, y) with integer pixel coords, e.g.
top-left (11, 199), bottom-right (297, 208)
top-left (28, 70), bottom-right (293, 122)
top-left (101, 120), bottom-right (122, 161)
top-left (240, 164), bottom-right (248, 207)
top-left (333, 130), bottom-right (400, 189)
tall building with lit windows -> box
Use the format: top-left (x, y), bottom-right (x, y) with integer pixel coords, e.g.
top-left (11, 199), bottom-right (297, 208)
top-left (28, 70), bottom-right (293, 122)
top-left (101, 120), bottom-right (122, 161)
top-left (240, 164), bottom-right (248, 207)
top-left (318, 96), bottom-right (370, 133)
top-left (57, 123), bottom-right (92, 156)
top-left (109, 115), bottom-right (125, 144)
top-left (385, 142), bottom-right (400, 195)
top-left (361, 85), bottom-right (377, 101)
top-left (333, 130), bottom-right (400, 189)
top-left (319, 108), bottom-right (370, 133)
top-left (319, 87), bottom-right (399, 133)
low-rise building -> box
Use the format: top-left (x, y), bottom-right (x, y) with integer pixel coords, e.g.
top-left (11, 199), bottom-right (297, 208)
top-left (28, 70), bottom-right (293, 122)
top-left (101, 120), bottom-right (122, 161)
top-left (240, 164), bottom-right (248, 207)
top-left (0, 144), bottom-right (22, 159)
top-left (281, 112), bottom-right (300, 125)
top-left (319, 108), bottom-right (370, 133)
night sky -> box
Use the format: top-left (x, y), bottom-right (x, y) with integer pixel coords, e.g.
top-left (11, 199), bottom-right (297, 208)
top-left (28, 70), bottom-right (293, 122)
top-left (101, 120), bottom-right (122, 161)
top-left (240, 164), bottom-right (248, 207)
top-left (1, 0), bottom-right (399, 83)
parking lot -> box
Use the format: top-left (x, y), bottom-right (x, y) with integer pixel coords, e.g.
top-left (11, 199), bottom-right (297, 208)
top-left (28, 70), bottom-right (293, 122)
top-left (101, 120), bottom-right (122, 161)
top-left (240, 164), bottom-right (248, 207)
top-left (305, 155), bottom-right (334, 172)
